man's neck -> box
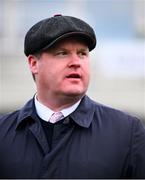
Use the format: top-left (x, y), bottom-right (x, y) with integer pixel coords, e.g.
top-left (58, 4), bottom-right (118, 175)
top-left (36, 93), bottom-right (84, 112)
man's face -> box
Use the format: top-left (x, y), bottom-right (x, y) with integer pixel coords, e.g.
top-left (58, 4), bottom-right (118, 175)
top-left (29, 38), bottom-right (90, 100)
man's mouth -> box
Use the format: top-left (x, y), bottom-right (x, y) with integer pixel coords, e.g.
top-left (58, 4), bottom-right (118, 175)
top-left (66, 73), bottom-right (81, 79)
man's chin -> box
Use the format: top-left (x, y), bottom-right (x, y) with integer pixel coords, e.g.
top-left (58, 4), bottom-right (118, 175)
top-left (63, 90), bottom-right (86, 99)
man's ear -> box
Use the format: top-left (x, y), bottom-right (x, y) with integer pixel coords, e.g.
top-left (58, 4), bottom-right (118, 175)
top-left (27, 55), bottom-right (38, 74)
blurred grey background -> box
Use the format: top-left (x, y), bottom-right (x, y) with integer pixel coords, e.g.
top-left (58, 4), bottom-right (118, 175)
top-left (0, 0), bottom-right (145, 122)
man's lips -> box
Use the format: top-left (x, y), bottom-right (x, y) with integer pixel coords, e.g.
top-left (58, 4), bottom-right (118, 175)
top-left (65, 73), bottom-right (82, 79)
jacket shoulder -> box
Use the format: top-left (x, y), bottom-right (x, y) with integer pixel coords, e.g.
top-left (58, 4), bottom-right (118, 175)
top-left (0, 98), bottom-right (34, 128)
top-left (0, 110), bottom-right (20, 126)
top-left (89, 97), bottom-right (141, 125)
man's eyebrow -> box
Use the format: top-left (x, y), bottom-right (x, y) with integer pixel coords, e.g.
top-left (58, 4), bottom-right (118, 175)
top-left (77, 47), bottom-right (89, 52)
top-left (46, 45), bottom-right (89, 53)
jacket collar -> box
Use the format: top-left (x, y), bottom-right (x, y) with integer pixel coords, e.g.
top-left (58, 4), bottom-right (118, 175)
top-left (70, 95), bottom-right (95, 128)
top-left (16, 95), bottom-right (95, 129)
top-left (16, 98), bottom-right (38, 129)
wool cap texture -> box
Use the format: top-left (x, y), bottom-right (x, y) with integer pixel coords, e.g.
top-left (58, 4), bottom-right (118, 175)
top-left (24, 15), bottom-right (96, 56)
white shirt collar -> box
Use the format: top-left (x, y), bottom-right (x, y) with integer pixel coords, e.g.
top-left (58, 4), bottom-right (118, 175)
top-left (34, 95), bottom-right (81, 122)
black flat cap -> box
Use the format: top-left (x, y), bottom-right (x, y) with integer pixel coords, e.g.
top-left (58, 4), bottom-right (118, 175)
top-left (24, 15), bottom-right (96, 56)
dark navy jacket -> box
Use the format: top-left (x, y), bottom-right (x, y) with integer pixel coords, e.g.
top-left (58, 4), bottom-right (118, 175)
top-left (0, 95), bottom-right (145, 179)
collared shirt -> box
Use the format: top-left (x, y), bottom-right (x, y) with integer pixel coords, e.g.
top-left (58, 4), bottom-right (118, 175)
top-left (34, 94), bottom-right (81, 122)
top-left (0, 95), bottom-right (145, 179)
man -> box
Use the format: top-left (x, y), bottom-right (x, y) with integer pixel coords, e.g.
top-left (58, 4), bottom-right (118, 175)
top-left (0, 15), bottom-right (145, 179)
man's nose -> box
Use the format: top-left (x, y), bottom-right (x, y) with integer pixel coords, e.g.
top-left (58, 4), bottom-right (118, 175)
top-left (68, 54), bottom-right (81, 68)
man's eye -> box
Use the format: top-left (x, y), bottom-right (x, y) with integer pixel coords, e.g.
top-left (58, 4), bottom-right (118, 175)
top-left (78, 51), bottom-right (88, 57)
top-left (56, 51), bottom-right (68, 56)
